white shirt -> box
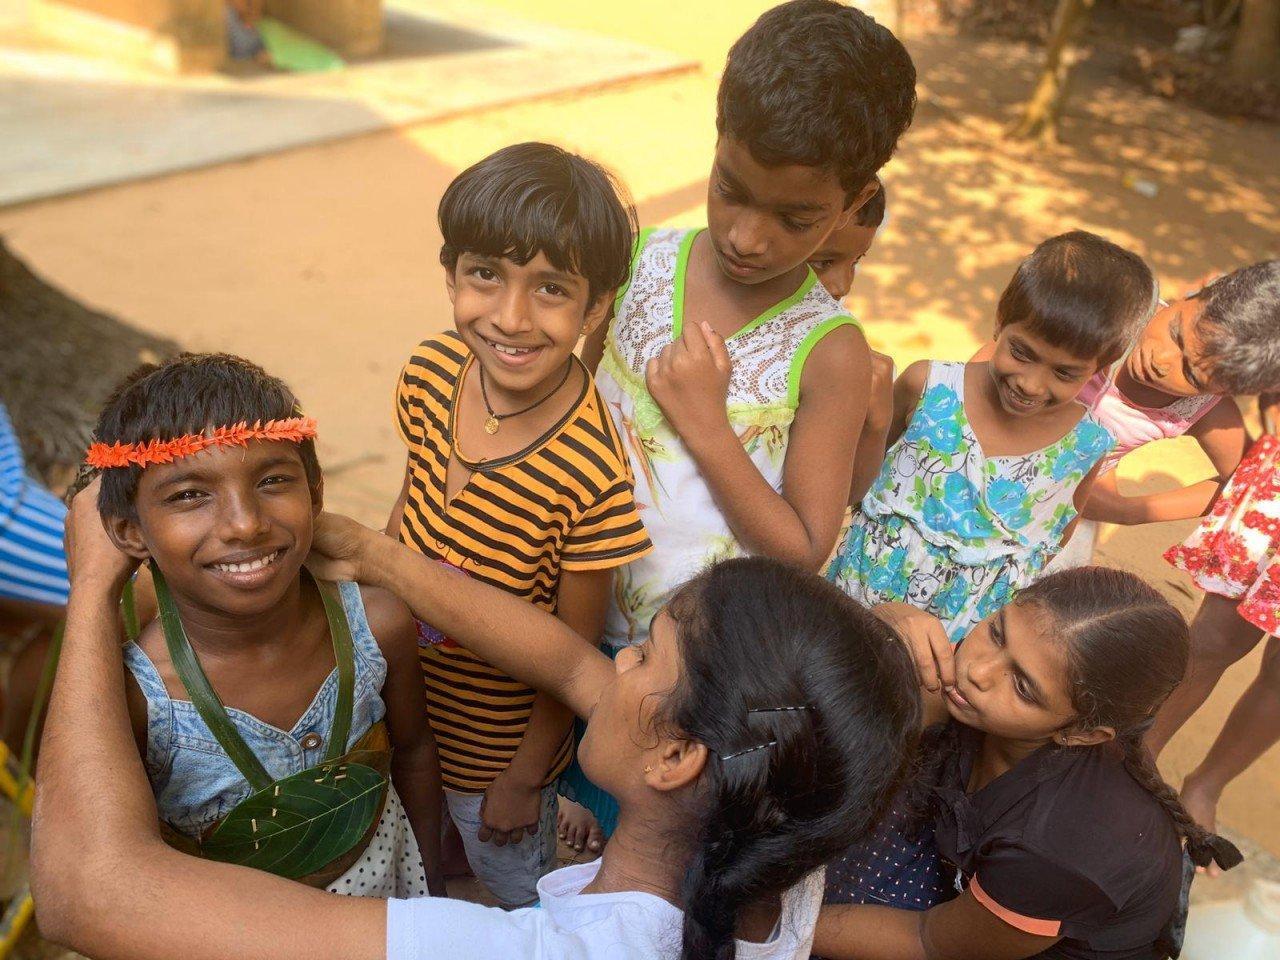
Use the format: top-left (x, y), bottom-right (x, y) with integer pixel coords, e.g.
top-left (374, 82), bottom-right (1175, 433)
top-left (387, 860), bottom-right (824, 960)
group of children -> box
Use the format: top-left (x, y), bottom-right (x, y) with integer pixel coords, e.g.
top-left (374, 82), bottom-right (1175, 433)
top-left (42, 1), bottom-right (1280, 958)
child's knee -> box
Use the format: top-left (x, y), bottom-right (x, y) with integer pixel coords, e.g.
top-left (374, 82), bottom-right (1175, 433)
top-left (1191, 596), bottom-right (1264, 665)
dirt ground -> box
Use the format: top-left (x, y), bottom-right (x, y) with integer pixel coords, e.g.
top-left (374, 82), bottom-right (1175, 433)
top-left (1, 0), bottom-right (1278, 859)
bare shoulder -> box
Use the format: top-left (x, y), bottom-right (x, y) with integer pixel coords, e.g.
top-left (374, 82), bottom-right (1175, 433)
top-left (897, 359), bottom-right (930, 394)
top-left (802, 323), bottom-right (872, 393)
top-left (355, 583), bottom-right (415, 654)
top-left (1189, 396), bottom-right (1246, 434)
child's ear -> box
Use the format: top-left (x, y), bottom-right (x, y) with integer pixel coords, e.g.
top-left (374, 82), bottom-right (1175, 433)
top-left (835, 179), bottom-right (881, 231)
top-left (581, 292), bottom-right (613, 339)
top-left (643, 738), bottom-right (708, 793)
top-left (106, 514), bottom-right (151, 562)
top-left (1053, 724), bottom-right (1115, 749)
top-left (443, 263), bottom-right (458, 305)
top-left (309, 477), bottom-right (325, 517)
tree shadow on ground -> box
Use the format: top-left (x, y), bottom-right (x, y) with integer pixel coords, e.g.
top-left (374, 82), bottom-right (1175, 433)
top-left (853, 31), bottom-right (1280, 363)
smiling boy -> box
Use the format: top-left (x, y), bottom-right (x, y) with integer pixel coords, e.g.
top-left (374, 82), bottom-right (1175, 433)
top-left (387, 142), bottom-right (651, 907)
top-left (94, 353), bottom-right (443, 897)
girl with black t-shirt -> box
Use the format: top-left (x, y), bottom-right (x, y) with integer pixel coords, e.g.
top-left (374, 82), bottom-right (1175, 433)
top-left (815, 566), bottom-right (1241, 960)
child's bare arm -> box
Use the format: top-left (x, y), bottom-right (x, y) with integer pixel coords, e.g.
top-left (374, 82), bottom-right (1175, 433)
top-left (35, 487), bottom-right (385, 960)
top-left (481, 568), bottom-right (611, 845)
top-left (814, 891), bottom-right (1061, 960)
top-left (362, 585), bottom-right (445, 895)
top-left (310, 516), bottom-right (613, 720)
top-left (849, 351), bottom-right (896, 507)
top-left (385, 459), bottom-right (412, 538)
top-left (648, 320), bottom-right (868, 570)
top-left (1081, 402), bottom-right (1249, 525)
top-left (885, 360), bottom-right (929, 452)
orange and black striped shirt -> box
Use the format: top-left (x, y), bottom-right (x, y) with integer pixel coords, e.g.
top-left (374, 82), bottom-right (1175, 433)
top-left (395, 332), bottom-right (651, 792)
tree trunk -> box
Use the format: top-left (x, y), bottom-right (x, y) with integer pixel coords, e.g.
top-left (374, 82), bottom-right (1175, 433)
top-left (1007, 0), bottom-right (1097, 144)
top-left (1228, 0), bottom-right (1280, 84)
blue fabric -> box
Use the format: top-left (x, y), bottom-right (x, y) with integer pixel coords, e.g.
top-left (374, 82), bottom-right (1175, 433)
top-left (124, 580), bottom-right (387, 839)
top-left (444, 784), bottom-right (558, 908)
top-left (0, 403), bottom-right (69, 607)
top-left (823, 793), bottom-right (952, 912)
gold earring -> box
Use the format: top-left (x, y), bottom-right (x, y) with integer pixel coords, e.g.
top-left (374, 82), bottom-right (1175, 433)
top-left (643, 764), bottom-right (653, 773)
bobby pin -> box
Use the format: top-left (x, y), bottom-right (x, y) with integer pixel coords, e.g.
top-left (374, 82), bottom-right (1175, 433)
top-left (748, 705), bottom-right (811, 714)
top-left (719, 740), bottom-right (778, 761)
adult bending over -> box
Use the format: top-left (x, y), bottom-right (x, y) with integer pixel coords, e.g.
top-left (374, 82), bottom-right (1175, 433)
top-left (33, 492), bottom-right (918, 960)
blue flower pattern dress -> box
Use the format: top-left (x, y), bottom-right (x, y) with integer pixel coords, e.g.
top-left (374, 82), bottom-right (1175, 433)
top-left (829, 361), bottom-right (1114, 641)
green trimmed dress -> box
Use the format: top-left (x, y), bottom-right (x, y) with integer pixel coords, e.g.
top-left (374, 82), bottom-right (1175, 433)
top-left (596, 227), bottom-right (860, 650)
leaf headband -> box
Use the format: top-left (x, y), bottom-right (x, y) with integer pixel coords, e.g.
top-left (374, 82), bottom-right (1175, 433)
top-left (85, 417), bottom-right (318, 470)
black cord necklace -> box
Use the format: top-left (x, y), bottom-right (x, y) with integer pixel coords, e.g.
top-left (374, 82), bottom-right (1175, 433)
top-left (478, 358), bottom-right (573, 435)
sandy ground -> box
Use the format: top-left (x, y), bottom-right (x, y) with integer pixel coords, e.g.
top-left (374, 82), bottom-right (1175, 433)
top-left (2, 1), bottom-right (1278, 860)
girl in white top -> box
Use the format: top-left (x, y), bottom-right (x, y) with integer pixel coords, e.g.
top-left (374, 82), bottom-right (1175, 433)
top-left (36, 499), bottom-right (920, 960)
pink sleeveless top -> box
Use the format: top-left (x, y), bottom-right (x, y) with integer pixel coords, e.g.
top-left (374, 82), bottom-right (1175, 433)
top-left (1080, 374), bottom-right (1221, 476)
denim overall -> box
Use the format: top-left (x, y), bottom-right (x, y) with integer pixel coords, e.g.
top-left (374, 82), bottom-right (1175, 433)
top-left (124, 580), bottom-right (388, 840)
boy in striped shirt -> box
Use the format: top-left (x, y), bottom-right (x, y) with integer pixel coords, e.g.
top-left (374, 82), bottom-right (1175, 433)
top-left (388, 143), bottom-right (651, 907)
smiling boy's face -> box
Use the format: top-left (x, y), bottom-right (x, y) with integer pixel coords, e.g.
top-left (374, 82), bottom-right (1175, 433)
top-left (706, 136), bottom-right (871, 288)
top-left (110, 440), bottom-right (321, 617)
top-left (447, 250), bottom-right (607, 400)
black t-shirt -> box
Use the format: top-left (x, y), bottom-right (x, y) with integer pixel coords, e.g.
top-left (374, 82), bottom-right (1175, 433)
top-left (931, 725), bottom-right (1185, 960)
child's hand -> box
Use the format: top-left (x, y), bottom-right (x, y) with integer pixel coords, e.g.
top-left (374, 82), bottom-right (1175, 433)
top-left (872, 601), bottom-right (955, 693)
top-left (307, 512), bottom-right (375, 583)
top-left (1126, 335), bottom-right (1170, 386)
top-left (478, 771), bottom-right (542, 847)
top-left (64, 478), bottom-right (139, 590)
top-left (645, 320), bottom-right (733, 440)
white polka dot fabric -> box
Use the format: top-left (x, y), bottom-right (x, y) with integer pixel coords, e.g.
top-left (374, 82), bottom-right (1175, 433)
top-left (327, 785), bottom-right (430, 899)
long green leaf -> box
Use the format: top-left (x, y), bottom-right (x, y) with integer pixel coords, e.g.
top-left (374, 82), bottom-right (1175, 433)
top-left (315, 580), bottom-right (354, 763)
top-left (121, 580), bottom-right (140, 641)
top-left (152, 565), bottom-right (273, 790)
top-left (203, 762), bottom-right (384, 879)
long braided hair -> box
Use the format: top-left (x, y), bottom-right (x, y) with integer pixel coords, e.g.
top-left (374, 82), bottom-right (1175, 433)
top-left (660, 558), bottom-right (920, 960)
top-left (1017, 567), bottom-right (1242, 871)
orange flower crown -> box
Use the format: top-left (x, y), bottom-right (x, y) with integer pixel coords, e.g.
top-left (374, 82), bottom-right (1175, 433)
top-left (85, 417), bottom-right (318, 470)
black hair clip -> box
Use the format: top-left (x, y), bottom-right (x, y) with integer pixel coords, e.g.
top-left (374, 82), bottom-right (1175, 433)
top-left (719, 740), bottom-right (778, 761)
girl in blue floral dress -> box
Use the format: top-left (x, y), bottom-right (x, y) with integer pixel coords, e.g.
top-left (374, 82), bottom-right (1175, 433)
top-left (829, 232), bottom-right (1156, 642)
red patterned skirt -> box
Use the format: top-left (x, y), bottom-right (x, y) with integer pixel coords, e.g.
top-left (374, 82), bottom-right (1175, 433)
top-left (1166, 434), bottom-right (1280, 634)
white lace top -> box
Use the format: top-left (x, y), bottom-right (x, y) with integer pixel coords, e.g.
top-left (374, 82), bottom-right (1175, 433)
top-left (597, 227), bottom-right (858, 648)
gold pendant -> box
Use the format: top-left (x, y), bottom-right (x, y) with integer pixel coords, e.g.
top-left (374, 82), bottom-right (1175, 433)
top-left (484, 415), bottom-right (500, 435)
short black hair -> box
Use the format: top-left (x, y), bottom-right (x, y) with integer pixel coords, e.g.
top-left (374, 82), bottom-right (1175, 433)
top-left (854, 178), bottom-right (886, 228)
top-left (1191, 261), bottom-right (1280, 394)
top-left (996, 231), bottom-right (1156, 367)
top-left (716, 0), bottom-right (917, 203)
top-left (438, 142), bottom-right (637, 304)
top-left (94, 353), bottom-right (321, 520)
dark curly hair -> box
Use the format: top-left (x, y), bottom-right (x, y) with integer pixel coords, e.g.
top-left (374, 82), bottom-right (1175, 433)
top-left (91, 353), bottom-right (320, 521)
top-left (438, 141), bottom-right (637, 304)
top-left (716, 0), bottom-right (917, 202)
top-left (659, 558), bottom-right (920, 960)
